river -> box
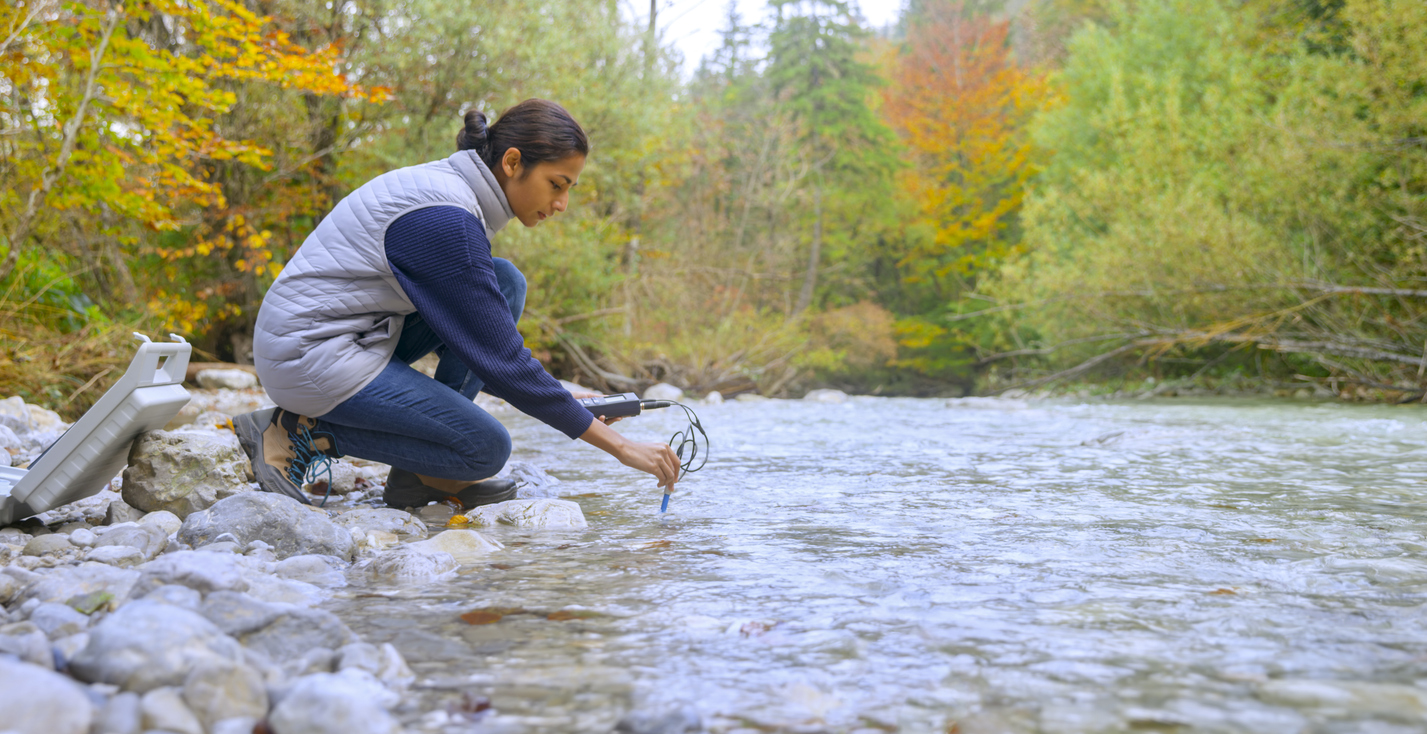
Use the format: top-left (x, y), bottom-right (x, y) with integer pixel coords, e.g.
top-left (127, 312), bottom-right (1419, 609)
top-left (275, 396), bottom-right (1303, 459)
top-left (326, 396), bottom-right (1427, 733)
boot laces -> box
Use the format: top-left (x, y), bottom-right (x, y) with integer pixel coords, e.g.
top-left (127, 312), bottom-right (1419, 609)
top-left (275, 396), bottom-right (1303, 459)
top-left (287, 422), bottom-right (337, 507)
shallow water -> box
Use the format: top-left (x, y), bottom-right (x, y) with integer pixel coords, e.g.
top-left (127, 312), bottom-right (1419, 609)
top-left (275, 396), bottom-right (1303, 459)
top-left (326, 397), bottom-right (1427, 733)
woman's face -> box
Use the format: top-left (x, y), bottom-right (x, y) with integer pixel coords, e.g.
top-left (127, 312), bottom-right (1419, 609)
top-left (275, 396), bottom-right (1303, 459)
top-left (495, 148), bottom-right (586, 227)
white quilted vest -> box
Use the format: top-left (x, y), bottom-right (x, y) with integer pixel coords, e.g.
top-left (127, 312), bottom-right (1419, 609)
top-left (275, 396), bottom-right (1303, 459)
top-left (253, 150), bottom-right (513, 417)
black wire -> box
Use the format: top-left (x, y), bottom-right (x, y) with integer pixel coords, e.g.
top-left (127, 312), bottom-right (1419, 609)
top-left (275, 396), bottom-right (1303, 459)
top-left (642, 400), bottom-right (708, 473)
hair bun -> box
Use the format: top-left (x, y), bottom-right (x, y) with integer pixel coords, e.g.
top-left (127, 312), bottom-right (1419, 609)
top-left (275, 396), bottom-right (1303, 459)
top-left (456, 110), bottom-right (491, 156)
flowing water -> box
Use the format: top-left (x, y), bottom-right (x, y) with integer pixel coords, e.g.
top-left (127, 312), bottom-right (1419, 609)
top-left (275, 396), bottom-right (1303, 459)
top-left (326, 396), bottom-right (1427, 733)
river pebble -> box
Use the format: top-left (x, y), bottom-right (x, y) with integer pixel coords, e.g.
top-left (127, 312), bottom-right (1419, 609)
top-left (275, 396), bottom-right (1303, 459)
top-left (182, 659), bottom-right (269, 729)
top-left (141, 686), bottom-right (205, 734)
top-left (0, 657), bottom-right (95, 734)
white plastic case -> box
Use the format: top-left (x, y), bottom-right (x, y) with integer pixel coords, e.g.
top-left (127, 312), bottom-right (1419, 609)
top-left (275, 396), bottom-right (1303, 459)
top-left (0, 334), bottom-right (192, 525)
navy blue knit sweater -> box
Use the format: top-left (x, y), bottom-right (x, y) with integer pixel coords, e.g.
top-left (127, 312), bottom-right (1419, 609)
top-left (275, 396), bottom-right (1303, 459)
top-left (385, 205), bottom-right (593, 440)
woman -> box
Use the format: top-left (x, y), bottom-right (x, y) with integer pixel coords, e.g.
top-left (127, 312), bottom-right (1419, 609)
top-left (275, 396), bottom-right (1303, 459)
top-left (235, 99), bottom-right (679, 509)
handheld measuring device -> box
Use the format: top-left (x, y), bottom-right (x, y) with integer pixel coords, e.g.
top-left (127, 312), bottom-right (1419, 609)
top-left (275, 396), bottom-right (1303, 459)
top-left (578, 392), bottom-right (708, 512)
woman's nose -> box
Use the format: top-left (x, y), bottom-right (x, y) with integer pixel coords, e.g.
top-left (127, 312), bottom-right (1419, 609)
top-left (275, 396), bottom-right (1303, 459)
top-left (553, 193), bottom-right (568, 213)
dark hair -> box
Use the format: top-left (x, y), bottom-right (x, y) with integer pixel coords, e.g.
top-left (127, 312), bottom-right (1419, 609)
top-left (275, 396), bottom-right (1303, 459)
top-left (456, 99), bottom-right (589, 175)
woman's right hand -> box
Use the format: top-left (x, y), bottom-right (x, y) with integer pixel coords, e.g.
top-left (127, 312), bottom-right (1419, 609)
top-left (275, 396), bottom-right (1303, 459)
top-left (579, 417), bottom-right (681, 490)
top-left (616, 440), bottom-right (681, 490)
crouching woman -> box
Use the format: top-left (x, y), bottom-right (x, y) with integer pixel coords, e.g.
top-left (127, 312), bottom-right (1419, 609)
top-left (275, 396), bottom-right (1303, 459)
top-left (234, 99), bottom-right (678, 509)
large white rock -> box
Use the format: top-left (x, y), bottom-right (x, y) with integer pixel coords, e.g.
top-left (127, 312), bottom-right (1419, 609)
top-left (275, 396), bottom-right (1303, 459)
top-left (195, 369), bottom-right (257, 390)
top-left (0, 657), bottom-right (95, 734)
top-left (643, 383), bottom-right (684, 401)
top-left (179, 493), bottom-right (354, 561)
top-left (70, 599), bottom-right (243, 692)
top-left (407, 529), bottom-right (503, 564)
top-left (122, 430), bottom-right (253, 518)
top-left (364, 546), bottom-right (457, 583)
top-left (333, 508), bottom-right (427, 541)
top-left (803, 388), bottom-right (848, 404)
top-left (464, 498), bottom-right (587, 529)
top-left (268, 671), bottom-right (401, 734)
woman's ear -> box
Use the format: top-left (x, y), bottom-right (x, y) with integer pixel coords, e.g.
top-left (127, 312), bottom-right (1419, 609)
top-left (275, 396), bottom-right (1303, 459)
top-left (501, 147), bottom-right (523, 178)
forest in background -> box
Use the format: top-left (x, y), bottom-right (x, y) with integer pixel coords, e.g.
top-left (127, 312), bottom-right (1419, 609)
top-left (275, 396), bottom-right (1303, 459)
top-left (2, 0), bottom-right (1425, 417)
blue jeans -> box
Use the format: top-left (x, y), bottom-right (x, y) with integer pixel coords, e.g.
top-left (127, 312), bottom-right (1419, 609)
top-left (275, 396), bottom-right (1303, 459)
top-left (314, 258), bottom-right (527, 480)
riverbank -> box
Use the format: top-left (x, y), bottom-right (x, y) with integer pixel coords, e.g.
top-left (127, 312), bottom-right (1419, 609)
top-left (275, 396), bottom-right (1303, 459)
top-left (0, 391), bottom-right (626, 734)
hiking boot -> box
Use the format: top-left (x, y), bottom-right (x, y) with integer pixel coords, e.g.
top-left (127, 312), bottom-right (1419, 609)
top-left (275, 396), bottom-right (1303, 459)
top-left (234, 407), bottom-right (337, 505)
top-left (383, 469), bottom-right (518, 511)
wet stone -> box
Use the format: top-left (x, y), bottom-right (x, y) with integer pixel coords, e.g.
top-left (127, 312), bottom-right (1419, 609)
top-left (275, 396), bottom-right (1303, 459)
top-left (333, 507), bottom-right (428, 540)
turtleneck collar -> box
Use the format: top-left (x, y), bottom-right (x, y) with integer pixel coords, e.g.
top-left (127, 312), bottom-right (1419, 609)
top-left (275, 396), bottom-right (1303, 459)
top-left (449, 150), bottom-right (515, 238)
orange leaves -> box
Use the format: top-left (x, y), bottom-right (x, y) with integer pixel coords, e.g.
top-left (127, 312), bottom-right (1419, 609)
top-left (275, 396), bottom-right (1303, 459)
top-left (882, 3), bottom-right (1059, 283)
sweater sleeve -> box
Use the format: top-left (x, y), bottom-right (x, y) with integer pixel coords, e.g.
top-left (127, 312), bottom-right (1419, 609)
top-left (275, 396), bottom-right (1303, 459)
top-left (384, 205), bottom-right (594, 439)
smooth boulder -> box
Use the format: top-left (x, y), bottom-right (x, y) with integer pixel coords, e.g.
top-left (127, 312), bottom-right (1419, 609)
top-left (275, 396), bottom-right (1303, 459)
top-left (70, 599), bottom-right (243, 692)
top-left (179, 493), bottom-right (354, 561)
top-left (0, 657), bottom-right (95, 734)
top-left (122, 430), bottom-right (253, 518)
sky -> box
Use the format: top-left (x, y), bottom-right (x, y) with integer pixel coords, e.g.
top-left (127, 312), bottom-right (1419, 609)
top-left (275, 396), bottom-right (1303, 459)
top-left (623, 0), bottom-right (906, 75)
